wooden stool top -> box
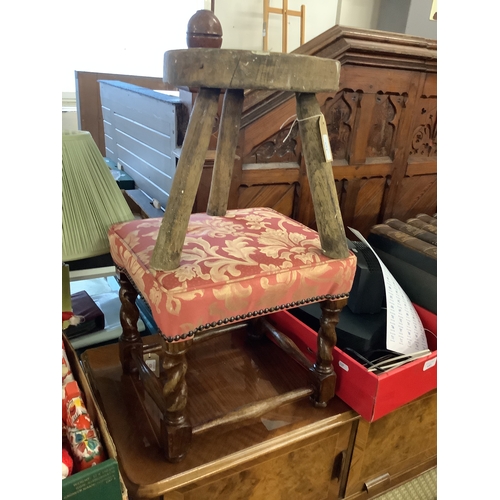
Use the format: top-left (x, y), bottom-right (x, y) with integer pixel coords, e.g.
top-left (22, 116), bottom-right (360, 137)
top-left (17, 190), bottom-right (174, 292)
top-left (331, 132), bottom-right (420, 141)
top-left (164, 48), bottom-right (341, 93)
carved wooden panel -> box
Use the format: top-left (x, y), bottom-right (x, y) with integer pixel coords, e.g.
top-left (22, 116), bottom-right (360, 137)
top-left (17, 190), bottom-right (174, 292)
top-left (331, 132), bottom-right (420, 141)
top-left (241, 99), bottom-right (299, 158)
top-left (289, 84), bottom-right (408, 235)
top-left (387, 174), bottom-right (437, 222)
top-left (322, 90), bottom-right (407, 167)
top-left (341, 178), bottom-right (387, 238)
top-left (322, 91), bottom-right (357, 161)
top-left (237, 184), bottom-right (296, 218)
top-left (243, 126), bottom-right (299, 164)
top-left (409, 97), bottom-right (437, 159)
top-left (366, 94), bottom-right (406, 159)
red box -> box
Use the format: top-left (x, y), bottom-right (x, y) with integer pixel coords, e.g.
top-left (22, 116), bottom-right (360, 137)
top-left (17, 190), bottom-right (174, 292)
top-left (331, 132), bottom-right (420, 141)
top-left (267, 304), bottom-right (437, 422)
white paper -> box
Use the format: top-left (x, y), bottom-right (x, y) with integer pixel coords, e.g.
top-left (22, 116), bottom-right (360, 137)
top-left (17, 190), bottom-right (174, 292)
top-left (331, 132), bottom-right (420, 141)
top-left (348, 228), bottom-right (428, 354)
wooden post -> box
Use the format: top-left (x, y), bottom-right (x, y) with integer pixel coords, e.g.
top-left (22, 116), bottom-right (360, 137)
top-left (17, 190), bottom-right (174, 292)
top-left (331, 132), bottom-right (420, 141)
top-left (207, 88), bottom-right (245, 216)
top-left (300, 5), bottom-right (306, 45)
top-left (263, 0), bottom-right (269, 51)
top-left (118, 272), bottom-right (143, 375)
top-left (310, 297), bottom-right (348, 407)
top-left (150, 87), bottom-right (220, 270)
top-left (160, 340), bottom-right (193, 462)
top-left (282, 0), bottom-right (288, 53)
top-left (295, 92), bottom-right (350, 259)
top-left (262, 0), bottom-right (305, 53)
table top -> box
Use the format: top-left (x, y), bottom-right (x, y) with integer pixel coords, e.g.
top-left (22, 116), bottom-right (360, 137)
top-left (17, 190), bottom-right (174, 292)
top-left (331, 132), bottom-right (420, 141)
top-left (81, 329), bottom-right (358, 497)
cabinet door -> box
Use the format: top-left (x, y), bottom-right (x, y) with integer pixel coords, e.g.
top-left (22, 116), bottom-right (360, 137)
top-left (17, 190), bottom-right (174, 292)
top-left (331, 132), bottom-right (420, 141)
top-left (345, 390), bottom-right (437, 499)
top-left (164, 419), bottom-right (357, 500)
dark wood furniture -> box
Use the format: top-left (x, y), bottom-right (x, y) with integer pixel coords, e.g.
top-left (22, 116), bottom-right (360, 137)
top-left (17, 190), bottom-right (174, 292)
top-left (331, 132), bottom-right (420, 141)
top-left (202, 25), bottom-right (437, 239)
top-left (232, 26), bottom-right (437, 240)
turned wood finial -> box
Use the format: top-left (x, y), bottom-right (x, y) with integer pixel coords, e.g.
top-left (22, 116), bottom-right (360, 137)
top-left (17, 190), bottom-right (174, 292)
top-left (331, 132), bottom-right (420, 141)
top-left (186, 9), bottom-right (223, 48)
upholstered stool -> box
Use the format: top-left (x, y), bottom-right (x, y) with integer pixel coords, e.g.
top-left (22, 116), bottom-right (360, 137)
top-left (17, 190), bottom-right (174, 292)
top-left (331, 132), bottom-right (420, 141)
top-left (108, 11), bottom-right (356, 463)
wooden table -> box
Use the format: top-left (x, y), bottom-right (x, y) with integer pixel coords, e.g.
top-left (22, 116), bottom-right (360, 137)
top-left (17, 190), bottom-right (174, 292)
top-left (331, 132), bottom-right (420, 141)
top-left (82, 330), bottom-right (360, 500)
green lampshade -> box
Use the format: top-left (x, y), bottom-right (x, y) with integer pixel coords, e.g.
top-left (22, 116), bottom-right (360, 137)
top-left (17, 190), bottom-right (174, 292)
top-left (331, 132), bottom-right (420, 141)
top-left (62, 131), bottom-right (134, 261)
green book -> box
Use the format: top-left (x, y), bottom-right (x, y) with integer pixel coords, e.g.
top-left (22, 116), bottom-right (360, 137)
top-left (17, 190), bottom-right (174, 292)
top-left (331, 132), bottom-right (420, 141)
top-left (62, 459), bottom-right (122, 500)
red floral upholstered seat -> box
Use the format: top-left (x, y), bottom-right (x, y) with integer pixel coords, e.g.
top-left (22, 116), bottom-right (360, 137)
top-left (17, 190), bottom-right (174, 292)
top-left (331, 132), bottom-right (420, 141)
top-left (109, 208), bottom-right (356, 342)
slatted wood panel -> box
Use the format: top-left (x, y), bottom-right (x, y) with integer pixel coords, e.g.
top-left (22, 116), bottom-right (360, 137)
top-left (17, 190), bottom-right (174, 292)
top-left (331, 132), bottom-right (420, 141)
top-left (75, 71), bottom-right (177, 156)
top-left (99, 81), bottom-right (183, 208)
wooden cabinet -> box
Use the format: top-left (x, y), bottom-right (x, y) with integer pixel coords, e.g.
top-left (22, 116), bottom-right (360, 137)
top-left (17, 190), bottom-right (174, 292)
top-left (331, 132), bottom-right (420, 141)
top-left (163, 417), bottom-right (356, 500)
top-left (344, 390), bottom-right (437, 499)
top-left (155, 390), bottom-right (437, 500)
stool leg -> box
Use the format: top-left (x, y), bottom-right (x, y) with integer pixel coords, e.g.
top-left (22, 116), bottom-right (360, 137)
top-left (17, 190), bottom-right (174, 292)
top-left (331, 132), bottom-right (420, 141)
top-left (247, 317), bottom-right (267, 341)
top-left (207, 88), bottom-right (245, 216)
top-left (151, 87), bottom-right (221, 271)
top-left (118, 272), bottom-right (143, 375)
top-left (311, 297), bottom-right (348, 407)
top-left (295, 92), bottom-right (350, 260)
top-left (160, 340), bottom-right (193, 462)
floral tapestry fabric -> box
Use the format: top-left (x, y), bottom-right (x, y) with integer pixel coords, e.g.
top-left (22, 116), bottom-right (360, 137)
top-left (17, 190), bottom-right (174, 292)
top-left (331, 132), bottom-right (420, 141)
top-left (108, 207), bottom-right (357, 340)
